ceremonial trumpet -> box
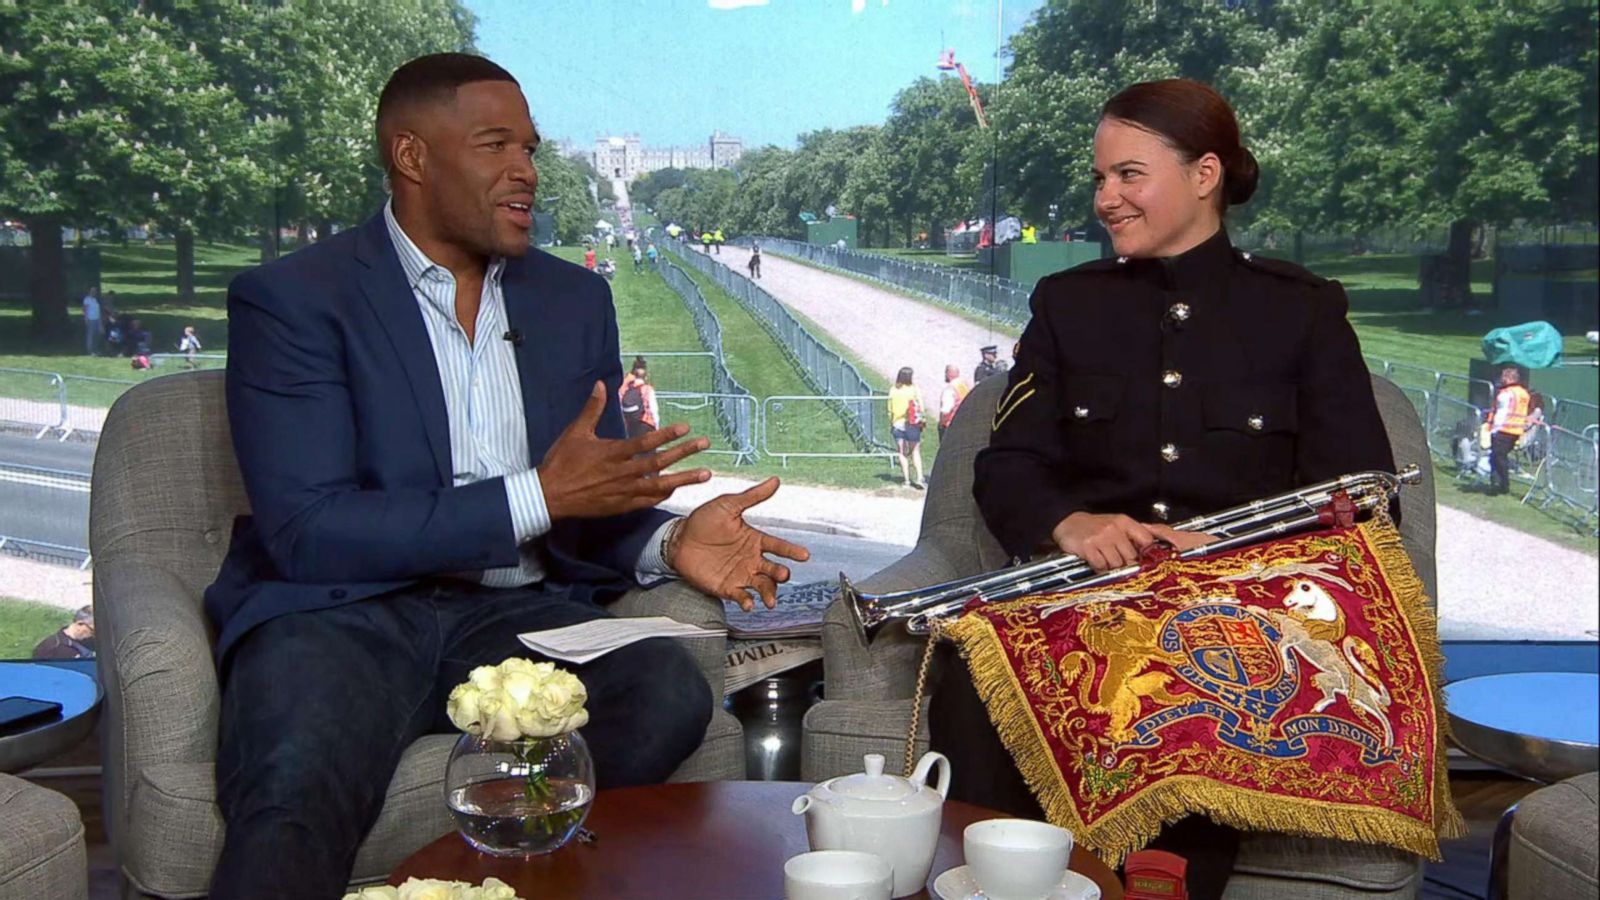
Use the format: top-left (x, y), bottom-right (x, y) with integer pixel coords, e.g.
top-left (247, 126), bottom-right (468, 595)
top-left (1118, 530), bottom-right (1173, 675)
top-left (841, 465), bottom-right (1422, 639)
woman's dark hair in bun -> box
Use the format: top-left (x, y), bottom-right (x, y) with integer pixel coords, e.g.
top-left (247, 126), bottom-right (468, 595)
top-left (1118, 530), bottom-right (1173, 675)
top-left (1101, 78), bottom-right (1258, 208)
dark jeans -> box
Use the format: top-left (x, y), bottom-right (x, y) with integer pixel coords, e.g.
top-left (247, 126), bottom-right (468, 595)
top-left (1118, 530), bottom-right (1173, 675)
top-left (929, 645), bottom-right (1240, 900)
top-left (210, 579), bottom-right (712, 900)
top-left (1489, 431), bottom-right (1518, 493)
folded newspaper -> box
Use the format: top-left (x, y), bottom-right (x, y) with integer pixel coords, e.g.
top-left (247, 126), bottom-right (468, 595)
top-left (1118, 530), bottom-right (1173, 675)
top-left (722, 580), bottom-right (838, 640)
top-left (518, 616), bottom-right (725, 665)
top-left (724, 638), bottom-right (824, 695)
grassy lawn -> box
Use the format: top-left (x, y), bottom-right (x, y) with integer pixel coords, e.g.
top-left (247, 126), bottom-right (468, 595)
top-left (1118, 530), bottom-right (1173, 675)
top-left (0, 597), bottom-right (71, 659)
top-left (864, 247), bottom-right (984, 271)
top-left (1428, 461), bottom-right (1598, 555)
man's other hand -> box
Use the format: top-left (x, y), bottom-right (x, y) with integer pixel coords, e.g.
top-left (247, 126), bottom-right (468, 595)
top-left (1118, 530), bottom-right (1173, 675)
top-left (668, 477), bottom-right (810, 612)
top-left (539, 382), bottom-right (711, 519)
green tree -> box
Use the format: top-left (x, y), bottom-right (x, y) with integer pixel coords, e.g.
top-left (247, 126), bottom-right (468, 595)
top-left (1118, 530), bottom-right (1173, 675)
top-left (1274, 2), bottom-right (1597, 297)
top-left (0, 2), bottom-right (269, 333)
top-left (533, 142), bottom-right (600, 245)
top-left (879, 76), bottom-right (985, 245)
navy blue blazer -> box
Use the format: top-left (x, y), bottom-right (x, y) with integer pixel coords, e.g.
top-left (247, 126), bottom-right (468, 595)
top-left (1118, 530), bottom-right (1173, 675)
top-left (204, 213), bottom-right (671, 663)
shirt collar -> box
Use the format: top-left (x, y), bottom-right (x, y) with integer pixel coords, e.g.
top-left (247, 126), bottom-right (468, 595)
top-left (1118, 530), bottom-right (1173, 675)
top-left (382, 198), bottom-right (505, 291)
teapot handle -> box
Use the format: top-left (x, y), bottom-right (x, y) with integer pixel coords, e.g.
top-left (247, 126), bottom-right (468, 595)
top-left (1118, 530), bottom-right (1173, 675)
top-left (909, 751), bottom-right (951, 799)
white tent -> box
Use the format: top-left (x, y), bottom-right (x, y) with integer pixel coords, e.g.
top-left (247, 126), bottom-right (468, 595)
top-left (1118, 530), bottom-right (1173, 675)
top-left (594, 219), bottom-right (615, 231)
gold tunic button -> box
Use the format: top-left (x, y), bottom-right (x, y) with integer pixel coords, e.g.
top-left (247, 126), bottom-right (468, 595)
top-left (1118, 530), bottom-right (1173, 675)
top-left (1248, 415), bottom-right (1265, 431)
top-left (1168, 303), bottom-right (1192, 323)
top-left (1073, 406), bottom-right (1090, 419)
top-left (1151, 501), bottom-right (1170, 520)
top-left (1162, 370), bottom-right (1183, 389)
top-left (1161, 443), bottom-right (1180, 462)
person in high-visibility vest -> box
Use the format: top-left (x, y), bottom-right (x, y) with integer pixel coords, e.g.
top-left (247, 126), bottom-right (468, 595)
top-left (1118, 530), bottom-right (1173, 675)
top-left (1020, 224), bottom-right (1038, 244)
top-left (937, 364), bottom-right (971, 439)
top-left (1487, 366), bottom-right (1532, 495)
top-left (712, 229), bottom-right (725, 255)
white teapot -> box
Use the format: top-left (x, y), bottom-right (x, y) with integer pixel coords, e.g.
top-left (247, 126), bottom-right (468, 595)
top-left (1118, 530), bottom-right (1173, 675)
top-left (791, 752), bottom-right (952, 898)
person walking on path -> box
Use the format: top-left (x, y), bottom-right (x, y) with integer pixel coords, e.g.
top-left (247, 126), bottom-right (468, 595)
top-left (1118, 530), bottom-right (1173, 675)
top-left (646, 242), bottom-right (659, 268)
top-left (1487, 366), bottom-right (1533, 496)
top-left (938, 364), bottom-right (970, 439)
top-left (81, 286), bottom-right (102, 355)
top-left (632, 243), bottom-right (644, 273)
top-left (747, 242), bottom-right (762, 280)
top-left (618, 356), bottom-right (661, 439)
top-left (887, 366), bottom-right (926, 490)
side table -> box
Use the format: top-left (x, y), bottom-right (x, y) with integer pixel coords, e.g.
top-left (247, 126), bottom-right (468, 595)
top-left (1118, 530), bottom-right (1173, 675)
top-left (391, 781), bottom-right (1123, 899)
top-left (0, 660), bottom-right (103, 773)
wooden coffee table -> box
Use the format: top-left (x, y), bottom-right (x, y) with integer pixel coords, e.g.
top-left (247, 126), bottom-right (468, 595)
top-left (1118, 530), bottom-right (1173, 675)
top-left (391, 781), bottom-right (1123, 899)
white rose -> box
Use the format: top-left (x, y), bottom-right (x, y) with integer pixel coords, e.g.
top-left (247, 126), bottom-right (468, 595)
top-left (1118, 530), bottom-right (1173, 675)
top-left (467, 664), bottom-right (503, 692)
top-left (477, 878), bottom-right (521, 900)
top-left (445, 683), bottom-right (484, 735)
top-left (499, 670), bottom-right (540, 710)
top-left (476, 689), bottom-right (524, 742)
top-left (395, 879), bottom-right (459, 900)
top-left (341, 887), bottom-right (398, 900)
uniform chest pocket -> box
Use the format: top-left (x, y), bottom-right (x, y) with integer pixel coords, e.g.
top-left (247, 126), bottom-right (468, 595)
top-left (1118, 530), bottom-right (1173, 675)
top-left (1202, 383), bottom-right (1298, 435)
top-left (1058, 374), bottom-right (1124, 424)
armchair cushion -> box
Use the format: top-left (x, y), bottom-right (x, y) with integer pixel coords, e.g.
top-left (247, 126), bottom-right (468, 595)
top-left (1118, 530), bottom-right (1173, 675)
top-left (0, 774), bottom-right (88, 900)
top-left (1508, 772), bottom-right (1599, 900)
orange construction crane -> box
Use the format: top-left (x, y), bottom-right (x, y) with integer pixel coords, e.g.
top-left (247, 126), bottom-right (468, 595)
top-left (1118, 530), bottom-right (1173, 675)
top-left (936, 48), bottom-right (989, 129)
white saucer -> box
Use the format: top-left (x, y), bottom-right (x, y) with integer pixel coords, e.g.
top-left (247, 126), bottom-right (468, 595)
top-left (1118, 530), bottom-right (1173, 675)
top-left (931, 865), bottom-right (1101, 900)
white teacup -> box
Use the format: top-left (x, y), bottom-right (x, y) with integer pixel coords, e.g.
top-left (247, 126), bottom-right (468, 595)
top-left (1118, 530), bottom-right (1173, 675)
top-left (963, 818), bottom-right (1074, 900)
top-left (784, 850), bottom-right (894, 900)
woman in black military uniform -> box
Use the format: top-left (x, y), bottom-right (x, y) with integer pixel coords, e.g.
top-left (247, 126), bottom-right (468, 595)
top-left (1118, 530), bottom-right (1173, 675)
top-left (930, 79), bottom-right (1395, 899)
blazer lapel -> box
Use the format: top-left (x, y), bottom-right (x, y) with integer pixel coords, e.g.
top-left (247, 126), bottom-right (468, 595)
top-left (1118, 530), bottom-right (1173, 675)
top-left (501, 258), bottom-right (553, 458)
top-left (353, 215), bottom-right (453, 485)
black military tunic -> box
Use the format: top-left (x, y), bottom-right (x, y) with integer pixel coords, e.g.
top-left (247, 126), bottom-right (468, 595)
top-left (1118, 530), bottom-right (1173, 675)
top-left (974, 227), bottom-right (1394, 560)
top-left (934, 228), bottom-right (1396, 898)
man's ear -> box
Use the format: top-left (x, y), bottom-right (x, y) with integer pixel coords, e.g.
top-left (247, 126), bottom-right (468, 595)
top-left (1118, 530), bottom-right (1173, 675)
top-left (391, 131), bottom-right (427, 187)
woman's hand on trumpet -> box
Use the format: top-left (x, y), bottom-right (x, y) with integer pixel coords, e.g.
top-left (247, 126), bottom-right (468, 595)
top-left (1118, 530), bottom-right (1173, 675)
top-left (1051, 512), bottom-right (1218, 573)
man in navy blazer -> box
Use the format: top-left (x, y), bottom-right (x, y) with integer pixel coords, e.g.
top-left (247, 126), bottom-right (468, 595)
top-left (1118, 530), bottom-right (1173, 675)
top-left (205, 54), bottom-right (808, 899)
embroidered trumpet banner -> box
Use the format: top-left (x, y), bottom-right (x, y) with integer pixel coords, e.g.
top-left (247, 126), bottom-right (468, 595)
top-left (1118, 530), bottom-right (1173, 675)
top-left (943, 521), bottom-right (1463, 864)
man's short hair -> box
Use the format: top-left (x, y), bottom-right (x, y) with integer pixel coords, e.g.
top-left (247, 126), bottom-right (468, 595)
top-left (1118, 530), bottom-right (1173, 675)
top-left (73, 605), bottom-right (93, 624)
top-left (375, 53), bottom-right (520, 172)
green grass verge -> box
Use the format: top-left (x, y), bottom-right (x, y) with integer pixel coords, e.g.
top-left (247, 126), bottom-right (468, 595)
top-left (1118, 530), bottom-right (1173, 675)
top-left (864, 247), bottom-right (984, 271)
top-left (1430, 461), bottom-right (1598, 554)
top-left (0, 598), bottom-right (72, 659)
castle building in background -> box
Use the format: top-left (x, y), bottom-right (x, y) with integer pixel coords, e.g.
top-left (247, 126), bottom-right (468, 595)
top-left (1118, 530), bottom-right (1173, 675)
top-left (591, 131), bottom-right (744, 181)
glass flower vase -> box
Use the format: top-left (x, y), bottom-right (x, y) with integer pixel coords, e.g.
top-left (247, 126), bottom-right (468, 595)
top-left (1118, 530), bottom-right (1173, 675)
top-left (444, 730), bottom-right (596, 856)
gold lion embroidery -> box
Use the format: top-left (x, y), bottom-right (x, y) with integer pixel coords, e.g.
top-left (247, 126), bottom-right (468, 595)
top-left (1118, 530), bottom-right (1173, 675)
top-left (1058, 606), bottom-right (1191, 743)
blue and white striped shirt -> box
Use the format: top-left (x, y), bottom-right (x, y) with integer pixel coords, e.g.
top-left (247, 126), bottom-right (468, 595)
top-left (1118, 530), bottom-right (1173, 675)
top-left (383, 201), bottom-right (674, 587)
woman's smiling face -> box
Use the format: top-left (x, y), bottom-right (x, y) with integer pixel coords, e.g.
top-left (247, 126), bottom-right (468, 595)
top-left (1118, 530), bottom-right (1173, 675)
top-left (1091, 116), bottom-right (1223, 259)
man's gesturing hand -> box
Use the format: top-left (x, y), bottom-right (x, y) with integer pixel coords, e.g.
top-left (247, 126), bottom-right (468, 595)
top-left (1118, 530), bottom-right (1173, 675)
top-left (668, 477), bottom-right (811, 612)
top-left (538, 382), bottom-right (712, 520)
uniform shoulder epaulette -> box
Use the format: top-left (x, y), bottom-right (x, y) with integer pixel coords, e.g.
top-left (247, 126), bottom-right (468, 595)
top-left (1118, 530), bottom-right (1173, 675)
top-left (1234, 250), bottom-right (1328, 286)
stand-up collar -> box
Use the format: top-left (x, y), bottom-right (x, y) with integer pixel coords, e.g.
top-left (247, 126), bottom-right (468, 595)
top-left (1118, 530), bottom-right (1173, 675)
top-left (1155, 227), bottom-right (1234, 289)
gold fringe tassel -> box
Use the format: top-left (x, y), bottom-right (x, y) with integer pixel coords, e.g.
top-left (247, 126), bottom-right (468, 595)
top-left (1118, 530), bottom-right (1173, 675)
top-left (945, 520), bottom-right (1465, 867)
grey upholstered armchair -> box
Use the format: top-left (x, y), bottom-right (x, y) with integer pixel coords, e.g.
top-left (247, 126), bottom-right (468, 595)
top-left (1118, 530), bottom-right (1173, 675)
top-left (90, 370), bottom-right (743, 898)
top-left (805, 373), bottom-right (1440, 899)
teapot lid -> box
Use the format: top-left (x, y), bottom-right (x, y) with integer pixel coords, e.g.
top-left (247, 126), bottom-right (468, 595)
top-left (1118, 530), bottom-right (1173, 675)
top-left (823, 753), bottom-right (924, 803)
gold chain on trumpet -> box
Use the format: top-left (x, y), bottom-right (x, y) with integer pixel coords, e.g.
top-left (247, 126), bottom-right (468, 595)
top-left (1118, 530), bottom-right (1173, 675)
top-left (905, 618), bottom-right (943, 777)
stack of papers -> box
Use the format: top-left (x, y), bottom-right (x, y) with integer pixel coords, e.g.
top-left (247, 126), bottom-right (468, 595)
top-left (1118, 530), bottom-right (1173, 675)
top-left (518, 616), bottom-right (726, 665)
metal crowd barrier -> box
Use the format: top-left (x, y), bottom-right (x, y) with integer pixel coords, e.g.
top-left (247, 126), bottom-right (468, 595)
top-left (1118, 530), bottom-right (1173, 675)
top-left (749, 236), bottom-right (1033, 327)
top-left (661, 238), bottom-right (888, 457)
top-left (760, 395), bottom-right (895, 466)
top-left (655, 260), bottom-right (761, 463)
top-left (656, 391), bottom-right (759, 464)
top-left (0, 367), bottom-right (67, 438)
top-left (1529, 425), bottom-right (1600, 533)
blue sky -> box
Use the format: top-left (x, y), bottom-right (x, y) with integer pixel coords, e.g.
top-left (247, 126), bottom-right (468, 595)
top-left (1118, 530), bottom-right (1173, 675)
top-left (469, 0), bottom-right (1044, 150)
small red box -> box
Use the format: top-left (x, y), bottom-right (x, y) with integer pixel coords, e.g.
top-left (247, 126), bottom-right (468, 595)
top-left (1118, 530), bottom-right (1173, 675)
top-left (1124, 849), bottom-right (1188, 899)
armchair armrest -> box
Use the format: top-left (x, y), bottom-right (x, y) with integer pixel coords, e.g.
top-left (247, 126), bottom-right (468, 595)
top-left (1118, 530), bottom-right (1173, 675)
top-left (610, 580), bottom-right (728, 698)
top-left (822, 537), bottom-right (970, 702)
top-left (93, 558), bottom-right (220, 849)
